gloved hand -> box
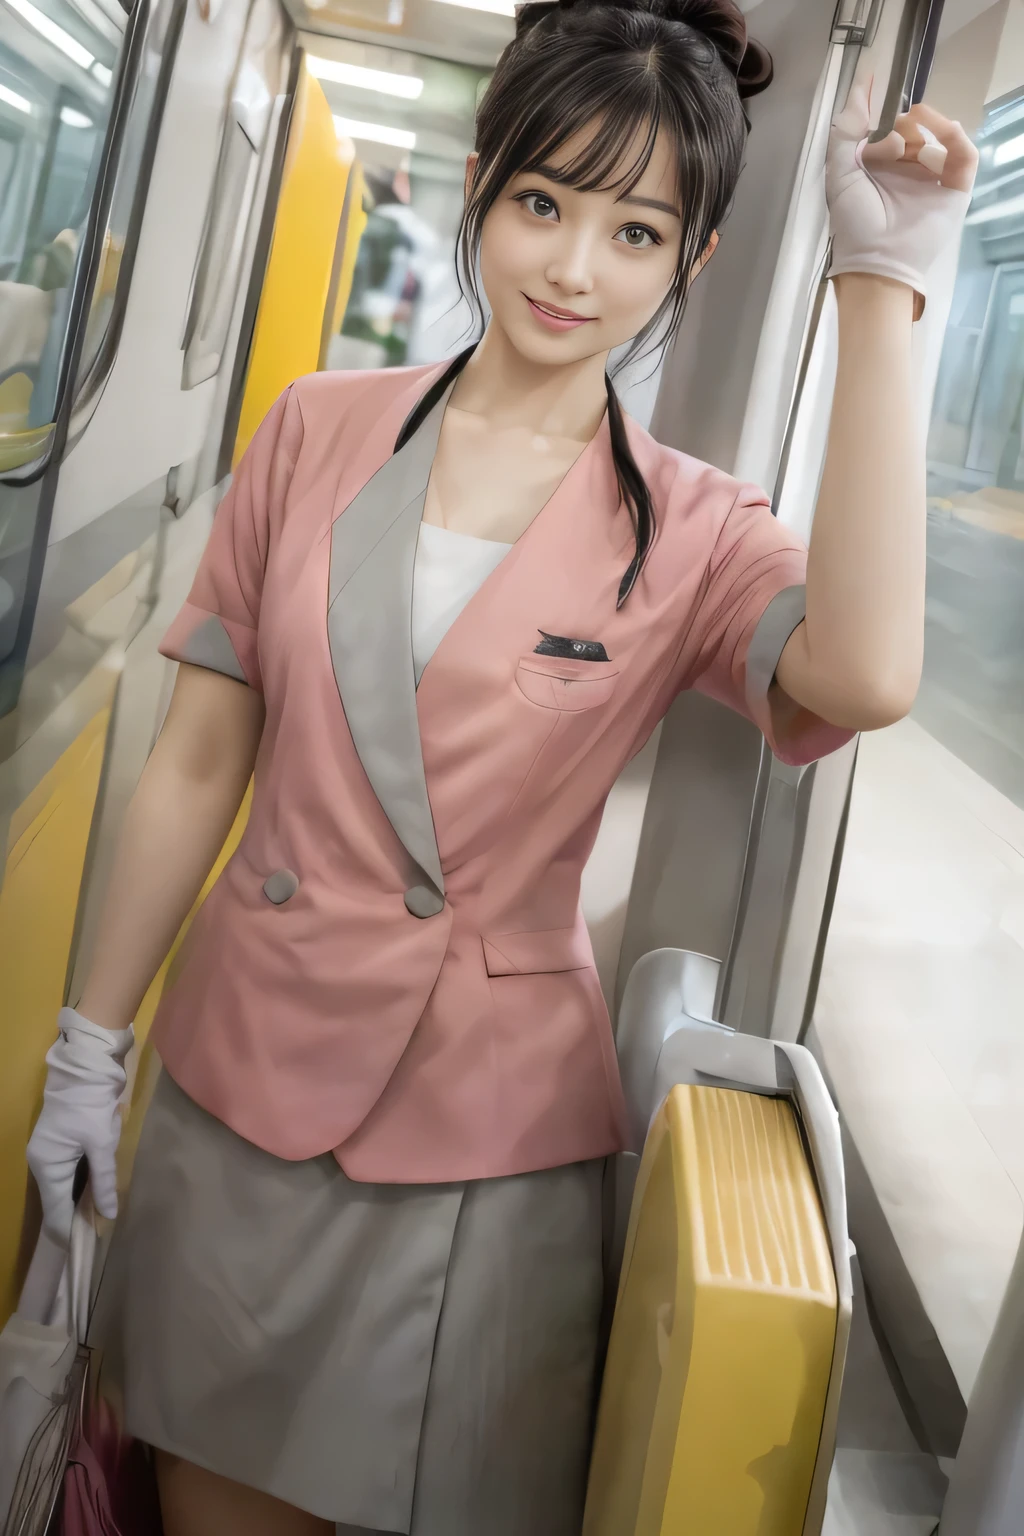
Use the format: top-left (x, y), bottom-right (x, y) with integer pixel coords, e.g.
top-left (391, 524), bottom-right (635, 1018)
top-left (26, 1007), bottom-right (134, 1245)
top-left (826, 80), bottom-right (979, 316)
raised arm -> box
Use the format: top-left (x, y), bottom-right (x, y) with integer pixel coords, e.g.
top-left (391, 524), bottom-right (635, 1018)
top-left (775, 90), bottom-right (978, 731)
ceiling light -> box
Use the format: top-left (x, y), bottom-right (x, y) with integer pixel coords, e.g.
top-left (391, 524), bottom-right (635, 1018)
top-left (333, 115), bottom-right (416, 149)
top-left (91, 60), bottom-right (112, 87)
top-left (309, 55), bottom-right (423, 100)
top-left (431, 0), bottom-right (516, 14)
top-left (993, 132), bottom-right (1024, 168)
top-left (4, 0), bottom-right (94, 69)
top-left (0, 81), bottom-right (31, 113)
top-left (60, 105), bottom-right (91, 127)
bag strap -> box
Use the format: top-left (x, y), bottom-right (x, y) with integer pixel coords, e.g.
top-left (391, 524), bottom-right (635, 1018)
top-left (15, 1191), bottom-right (97, 1339)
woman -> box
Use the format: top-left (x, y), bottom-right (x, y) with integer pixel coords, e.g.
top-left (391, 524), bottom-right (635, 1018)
top-left (25, 0), bottom-right (976, 1532)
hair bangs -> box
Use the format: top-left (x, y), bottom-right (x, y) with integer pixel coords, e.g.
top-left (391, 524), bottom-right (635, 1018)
top-left (522, 90), bottom-right (662, 200)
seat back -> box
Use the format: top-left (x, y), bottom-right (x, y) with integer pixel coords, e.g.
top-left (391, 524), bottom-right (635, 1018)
top-left (589, 948), bottom-right (853, 1536)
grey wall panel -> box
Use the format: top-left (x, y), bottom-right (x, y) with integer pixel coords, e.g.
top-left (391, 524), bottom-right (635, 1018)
top-left (615, 693), bottom-right (763, 1014)
top-left (649, 0), bottom-right (840, 472)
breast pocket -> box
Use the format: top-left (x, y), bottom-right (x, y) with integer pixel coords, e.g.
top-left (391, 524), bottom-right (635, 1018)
top-left (515, 654), bottom-right (619, 712)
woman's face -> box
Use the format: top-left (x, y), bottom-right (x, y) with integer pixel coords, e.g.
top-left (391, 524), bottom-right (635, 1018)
top-left (477, 123), bottom-right (687, 368)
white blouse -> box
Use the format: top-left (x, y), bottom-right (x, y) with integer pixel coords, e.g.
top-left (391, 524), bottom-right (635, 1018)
top-left (412, 521), bottom-right (512, 685)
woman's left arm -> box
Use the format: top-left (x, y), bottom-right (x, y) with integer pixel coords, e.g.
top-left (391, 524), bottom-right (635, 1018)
top-left (776, 93), bottom-right (978, 732)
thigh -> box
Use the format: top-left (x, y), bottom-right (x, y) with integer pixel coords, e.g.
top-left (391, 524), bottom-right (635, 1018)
top-left (155, 1452), bottom-right (334, 1536)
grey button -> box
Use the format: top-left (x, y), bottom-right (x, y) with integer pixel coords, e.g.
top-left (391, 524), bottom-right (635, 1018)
top-left (263, 869), bottom-right (299, 905)
top-left (404, 884), bottom-right (444, 919)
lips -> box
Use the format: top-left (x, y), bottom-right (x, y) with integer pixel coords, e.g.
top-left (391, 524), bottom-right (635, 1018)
top-left (524, 295), bottom-right (596, 332)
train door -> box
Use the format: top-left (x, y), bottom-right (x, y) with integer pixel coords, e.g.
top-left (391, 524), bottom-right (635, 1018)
top-left (0, 0), bottom-right (297, 1323)
top-left (804, 7), bottom-right (1024, 1531)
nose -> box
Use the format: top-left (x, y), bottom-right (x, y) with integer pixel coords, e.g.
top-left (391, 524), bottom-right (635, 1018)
top-left (544, 226), bottom-right (597, 297)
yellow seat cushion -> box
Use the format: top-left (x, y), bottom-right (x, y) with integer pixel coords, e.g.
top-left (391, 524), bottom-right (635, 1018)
top-left (585, 1084), bottom-right (837, 1536)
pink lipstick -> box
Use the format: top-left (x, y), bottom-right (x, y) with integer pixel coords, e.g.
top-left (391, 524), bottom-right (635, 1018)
top-left (524, 295), bottom-right (596, 332)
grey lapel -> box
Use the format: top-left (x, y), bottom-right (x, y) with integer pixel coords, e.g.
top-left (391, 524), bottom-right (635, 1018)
top-left (327, 382), bottom-right (454, 896)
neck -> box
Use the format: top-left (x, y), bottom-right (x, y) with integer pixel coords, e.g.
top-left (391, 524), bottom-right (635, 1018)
top-left (450, 322), bottom-right (610, 443)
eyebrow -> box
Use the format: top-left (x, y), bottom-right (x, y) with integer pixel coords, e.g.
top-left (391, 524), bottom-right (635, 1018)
top-left (619, 193), bottom-right (682, 218)
top-left (531, 165), bottom-right (681, 219)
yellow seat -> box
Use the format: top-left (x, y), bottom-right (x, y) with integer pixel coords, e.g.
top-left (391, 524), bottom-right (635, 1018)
top-left (585, 1084), bottom-right (838, 1536)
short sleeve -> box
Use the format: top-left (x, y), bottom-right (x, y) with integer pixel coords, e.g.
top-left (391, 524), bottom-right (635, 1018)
top-left (159, 386), bottom-right (303, 692)
top-left (687, 484), bottom-right (855, 767)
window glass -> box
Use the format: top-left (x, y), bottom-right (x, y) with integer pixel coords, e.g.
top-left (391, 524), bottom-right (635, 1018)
top-left (921, 86), bottom-right (1024, 810)
top-left (309, 40), bottom-right (489, 371)
top-left (181, 0), bottom-right (283, 390)
top-left (0, 0), bottom-right (123, 444)
top-left (812, 14), bottom-right (1024, 1415)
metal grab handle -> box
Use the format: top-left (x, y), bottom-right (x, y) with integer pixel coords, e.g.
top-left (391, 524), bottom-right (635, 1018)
top-left (871, 0), bottom-right (946, 140)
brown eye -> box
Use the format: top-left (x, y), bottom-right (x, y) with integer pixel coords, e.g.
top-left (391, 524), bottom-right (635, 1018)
top-left (616, 224), bottom-right (657, 249)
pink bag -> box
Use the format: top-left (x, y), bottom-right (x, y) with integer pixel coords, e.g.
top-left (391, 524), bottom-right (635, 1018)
top-left (0, 1185), bottom-right (162, 1536)
top-left (60, 1380), bottom-right (163, 1536)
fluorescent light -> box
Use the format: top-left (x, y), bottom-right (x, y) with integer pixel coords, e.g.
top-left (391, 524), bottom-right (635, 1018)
top-left (993, 132), bottom-right (1024, 168)
top-left (4, 0), bottom-right (94, 69)
top-left (60, 105), bottom-right (91, 127)
top-left (309, 55), bottom-right (423, 100)
top-left (333, 115), bottom-right (416, 149)
top-left (965, 191), bottom-right (1024, 225)
top-left (92, 60), bottom-right (112, 87)
top-left (431, 0), bottom-right (516, 14)
top-left (0, 81), bottom-right (31, 113)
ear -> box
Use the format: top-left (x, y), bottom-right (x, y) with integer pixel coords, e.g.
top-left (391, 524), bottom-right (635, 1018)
top-left (689, 229), bottom-right (719, 282)
top-left (464, 151), bottom-right (479, 202)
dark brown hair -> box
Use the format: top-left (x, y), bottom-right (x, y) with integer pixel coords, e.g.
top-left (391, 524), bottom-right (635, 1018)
top-left (458, 0), bottom-right (772, 602)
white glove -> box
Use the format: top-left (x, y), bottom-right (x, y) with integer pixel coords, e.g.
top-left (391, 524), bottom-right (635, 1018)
top-left (26, 1007), bottom-right (133, 1245)
top-left (826, 81), bottom-right (979, 316)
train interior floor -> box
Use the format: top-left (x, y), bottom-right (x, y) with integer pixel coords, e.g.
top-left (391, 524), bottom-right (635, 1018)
top-left (823, 1265), bottom-right (946, 1535)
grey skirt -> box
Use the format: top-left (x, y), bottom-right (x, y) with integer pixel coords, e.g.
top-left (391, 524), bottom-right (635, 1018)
top-left (90, 1070), bottom-right (605, 1534)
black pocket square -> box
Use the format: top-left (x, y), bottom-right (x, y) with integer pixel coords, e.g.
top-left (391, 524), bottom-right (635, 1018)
top-left (534, 631), bottom-right (610, 662)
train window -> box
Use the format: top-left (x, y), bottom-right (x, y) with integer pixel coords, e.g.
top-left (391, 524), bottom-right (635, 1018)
top-left (921, 85), bottom-right (1024, 805)
top-left (73, 1), bottom-right (188, 410)
top-left (813, 8), bottom-right (1024, 1419)
top-left (0, 0), bottom-right (124, 453)
top-left (308, 39), bottom-right (490, 370)
top-left (181, 0), bottom-right (280, 390)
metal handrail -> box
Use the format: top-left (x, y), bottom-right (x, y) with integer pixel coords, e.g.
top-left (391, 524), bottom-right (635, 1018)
top-left (715, 0), bottom-right (947, 1034)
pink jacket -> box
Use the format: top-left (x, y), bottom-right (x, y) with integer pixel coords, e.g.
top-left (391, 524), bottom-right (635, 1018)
top-left (154, 359), bottom-right (853, 1181)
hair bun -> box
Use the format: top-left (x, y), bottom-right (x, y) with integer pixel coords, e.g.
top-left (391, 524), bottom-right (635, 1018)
top-left (515, 0), bottom-right (773, 100)
top-left (657, 0), bottom-right (773, 98)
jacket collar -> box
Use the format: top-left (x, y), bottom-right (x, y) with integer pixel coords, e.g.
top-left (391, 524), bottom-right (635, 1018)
top-left (326, 356), bottom-right (629, 898)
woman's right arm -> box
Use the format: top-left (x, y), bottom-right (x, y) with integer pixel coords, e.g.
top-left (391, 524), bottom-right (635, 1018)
top-left (76, 661), bottom-right (265, 1031)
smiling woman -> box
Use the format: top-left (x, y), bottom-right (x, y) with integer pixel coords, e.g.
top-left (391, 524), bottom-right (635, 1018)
top-left (23, 0), bottom-right (978, 1533)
